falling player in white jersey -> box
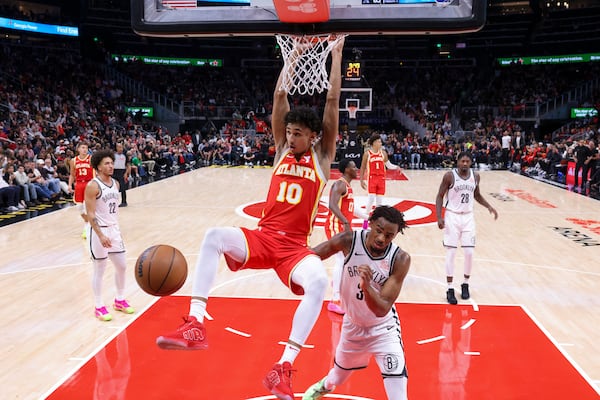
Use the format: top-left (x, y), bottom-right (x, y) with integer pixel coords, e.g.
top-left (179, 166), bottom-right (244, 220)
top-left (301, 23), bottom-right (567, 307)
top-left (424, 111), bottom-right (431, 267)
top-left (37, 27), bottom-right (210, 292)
top-left (303, 205), bottom-right (410, 400)
top-left (85, 149), bottom-right (135, 322)
top-left (435, 151), bottom-right (498, 305)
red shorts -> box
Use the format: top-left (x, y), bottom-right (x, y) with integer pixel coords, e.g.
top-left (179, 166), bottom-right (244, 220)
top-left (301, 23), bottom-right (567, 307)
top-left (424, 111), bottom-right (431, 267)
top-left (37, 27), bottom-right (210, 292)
top-left (74, 180), bottom-right (91, 203)
top-left (368, 175), bottom-right (386, 195)
top-left (224, 227), bottom-right (317, 295)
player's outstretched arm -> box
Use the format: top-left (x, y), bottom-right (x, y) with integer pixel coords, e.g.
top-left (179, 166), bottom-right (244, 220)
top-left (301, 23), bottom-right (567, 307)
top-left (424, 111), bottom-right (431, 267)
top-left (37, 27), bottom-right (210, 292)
top-left (320, 36), bottom-right (345, 164)
top-left (312, 230), bottom-right (353, 260)
top-left (435, 171), bottom-right (453, 229)
top-left (359, 149), bottom-right (369, 190)
top-left (271, 66), bottom-right (291, 156)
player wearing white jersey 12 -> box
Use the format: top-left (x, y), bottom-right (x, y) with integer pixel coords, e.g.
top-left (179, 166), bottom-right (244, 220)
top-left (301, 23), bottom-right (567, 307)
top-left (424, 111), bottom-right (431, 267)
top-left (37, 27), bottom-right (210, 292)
top-left (435, 151), bottom-right (498, 305)
top-left (303, 205), bottom-right (410, 400)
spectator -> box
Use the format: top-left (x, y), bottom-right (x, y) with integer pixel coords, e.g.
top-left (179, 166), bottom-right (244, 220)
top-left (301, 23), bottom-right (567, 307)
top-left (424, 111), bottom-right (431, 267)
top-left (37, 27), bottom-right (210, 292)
top-left (0, 174), bottom-right (23, 212)
top-left (13, 164), bottom-right (40, 206)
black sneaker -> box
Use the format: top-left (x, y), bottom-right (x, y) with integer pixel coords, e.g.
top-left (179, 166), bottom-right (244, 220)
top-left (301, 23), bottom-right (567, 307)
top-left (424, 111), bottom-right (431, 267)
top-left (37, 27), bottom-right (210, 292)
top-left (446, 288), bottom-right (458, 305)
top-left (461, 283), bottom-right (470, 300)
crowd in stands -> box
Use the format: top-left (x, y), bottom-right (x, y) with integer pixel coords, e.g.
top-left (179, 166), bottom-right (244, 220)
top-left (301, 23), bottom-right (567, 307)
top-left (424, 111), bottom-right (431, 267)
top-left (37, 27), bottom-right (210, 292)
top-left (2, 39), bottom-right (600, 213)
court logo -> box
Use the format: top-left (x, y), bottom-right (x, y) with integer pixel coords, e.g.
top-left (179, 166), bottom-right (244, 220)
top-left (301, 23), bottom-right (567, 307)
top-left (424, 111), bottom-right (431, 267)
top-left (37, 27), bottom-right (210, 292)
top-left (550, 227), bottom-right (600, 247)
top-left (505, 189), bottom-right (556, 208)
top-left (236, 196), bottom-right (438, 228)
top-left (565, 218), bottom-right (600, 236)
top-left (383, 354), bottom-right (400, 373)
top-left (489, 192), bottom-right (514, 201)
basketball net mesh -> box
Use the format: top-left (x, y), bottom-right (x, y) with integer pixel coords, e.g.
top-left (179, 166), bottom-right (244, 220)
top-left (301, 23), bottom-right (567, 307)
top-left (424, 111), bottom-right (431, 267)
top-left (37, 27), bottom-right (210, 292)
top-left (348, 105), bottom-right (358, 119)
top-left (275, 34), bottom-right (347, 96)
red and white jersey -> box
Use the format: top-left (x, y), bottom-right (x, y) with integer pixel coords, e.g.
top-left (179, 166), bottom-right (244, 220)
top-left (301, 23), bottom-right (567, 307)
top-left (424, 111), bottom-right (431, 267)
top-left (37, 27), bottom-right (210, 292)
top-left (325, 178), bottom-right (354, 238)
top-left (366, 149), bottom-right (385, 177)
top-left (259, 147), bottom-right (326, 241)
top-left (74, 154), bottom-right (93, 183)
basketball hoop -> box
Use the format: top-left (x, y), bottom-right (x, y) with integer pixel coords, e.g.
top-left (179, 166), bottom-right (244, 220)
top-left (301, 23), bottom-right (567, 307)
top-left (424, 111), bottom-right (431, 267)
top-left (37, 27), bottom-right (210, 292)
top-left (275, 33), bottom-right (347, 96)
top-left (347, 105), bottom-right (358, 120)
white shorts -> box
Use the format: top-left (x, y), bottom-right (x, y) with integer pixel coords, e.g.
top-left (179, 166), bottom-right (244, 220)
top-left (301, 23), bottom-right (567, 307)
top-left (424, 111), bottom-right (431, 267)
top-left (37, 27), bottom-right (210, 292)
top-left (88, 225), bottom-right (125, 259)
top-left (443, 211), bottom-right (476, 248)
top-left (335, 315), bottom-right (407, 378)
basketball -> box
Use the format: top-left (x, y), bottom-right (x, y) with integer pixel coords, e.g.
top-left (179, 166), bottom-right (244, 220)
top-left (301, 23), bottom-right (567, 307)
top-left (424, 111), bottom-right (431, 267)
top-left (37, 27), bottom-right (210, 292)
top-left (135, 244), bottom-right (188, 296)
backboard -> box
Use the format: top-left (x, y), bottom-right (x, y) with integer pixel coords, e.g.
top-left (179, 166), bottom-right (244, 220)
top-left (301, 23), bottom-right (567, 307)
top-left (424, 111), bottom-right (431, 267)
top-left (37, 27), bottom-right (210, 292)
top-left (340, 88), bottom-right (372, 112)
top-left (131, 0), bottom-right (487, 37)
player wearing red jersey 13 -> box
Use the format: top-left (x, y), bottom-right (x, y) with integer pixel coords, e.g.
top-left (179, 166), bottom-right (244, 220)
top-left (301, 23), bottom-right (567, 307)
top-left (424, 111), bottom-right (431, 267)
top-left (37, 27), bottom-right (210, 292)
top-left (69, 141), bottom-right (94, 239)
top-left (360, 133), bottom-right (400, 218)
top-left (157, 36), bottom-right (345, 400)
top-left (324, 158), bottom-right (368, 315)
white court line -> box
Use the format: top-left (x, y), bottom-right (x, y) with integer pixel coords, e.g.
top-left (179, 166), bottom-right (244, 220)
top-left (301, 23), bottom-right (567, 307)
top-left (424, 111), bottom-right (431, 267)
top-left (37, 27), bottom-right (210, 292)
top-left (225, 327), bottom-right (251, 337)
top-left (417, 335), bottom-right (445, 345)
top-left (464, 351), bottom-right (481, 356)
top-left (277, 341), bottom-right (315, 349)
top-left (409, 254), bottom-right (600, 277)
top-left (470, 299), bottom-right (480, 312)
top-left (461, 319), bottom-right (476, 330)
top-left (38, 297), bottom-right (160, 400)
top-left (245, 394), bottom-right (374, 400)
top-left (520, 305), bottom-right (600, 395)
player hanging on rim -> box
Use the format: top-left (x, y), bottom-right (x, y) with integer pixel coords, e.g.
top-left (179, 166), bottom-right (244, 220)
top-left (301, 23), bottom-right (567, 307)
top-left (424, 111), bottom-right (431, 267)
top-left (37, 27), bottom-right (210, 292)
top-left (303, 205), bottom-right (410, 400)
top-left (324, 158), bottom-right (368, 315)
top-left (69, 141), bottom-right (94, 239)
top-left (156, 36), bottom-right (346, 400)
top-left (360, 133), bottom-right (401, 218)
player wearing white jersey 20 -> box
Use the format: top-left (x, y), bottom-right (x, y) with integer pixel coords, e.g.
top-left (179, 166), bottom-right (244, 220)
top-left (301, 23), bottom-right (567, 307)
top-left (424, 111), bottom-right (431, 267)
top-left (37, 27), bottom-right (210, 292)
top-left (304, 205), bottom-right (410, 400)
top-left (435, 151), bottom-right (498, 305)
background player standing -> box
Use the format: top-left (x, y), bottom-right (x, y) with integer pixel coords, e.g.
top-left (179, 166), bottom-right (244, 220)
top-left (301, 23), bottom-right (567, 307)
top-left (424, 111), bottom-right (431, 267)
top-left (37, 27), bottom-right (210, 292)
top-left (69, 141), bottom-right (94, 239)
top-left (156, 36), bottom-right (345, 400)
top-left (113, 142), bottom-right (130, 207)
top-left (85, 149), bottom-right (134, 321)
top-left (360, 133), bottom-right (400, 219)
top-left (324, 158), bottom-right (368, 314)
top-left (435, 151), bottom-right (498, 305)
top-left (303, 205), bottom-right (410, 400)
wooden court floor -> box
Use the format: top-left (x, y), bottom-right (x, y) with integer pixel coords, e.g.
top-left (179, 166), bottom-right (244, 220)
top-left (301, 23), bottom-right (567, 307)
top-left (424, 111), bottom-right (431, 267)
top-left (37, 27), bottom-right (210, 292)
top-left (1, 166), bottom-right (599, 399)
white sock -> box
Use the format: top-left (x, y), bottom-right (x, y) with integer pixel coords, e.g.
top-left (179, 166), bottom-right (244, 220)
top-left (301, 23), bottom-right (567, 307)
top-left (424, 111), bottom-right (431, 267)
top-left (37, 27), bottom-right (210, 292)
top-left (92, 259), bottom-right (107, 308)
top-left (109, 252), bottom-right (127, 300)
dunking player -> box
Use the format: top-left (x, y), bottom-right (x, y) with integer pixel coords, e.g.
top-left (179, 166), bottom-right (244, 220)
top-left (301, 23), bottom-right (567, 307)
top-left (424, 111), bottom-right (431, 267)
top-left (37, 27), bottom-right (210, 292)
top-left (324, 158), bottom-right (368, 314)
top-left (156, 36), bottom-right (345, 400)
top-left (303, 206), bottom-right (410, 400)
top-left (360, 133), bottom-right (400, 218)
top-left (69, 141), bottom-right (94, 239)
top-left (85, 149), bottom-right (134, 321)
top-left (435, 151), bottom-right (498, 305)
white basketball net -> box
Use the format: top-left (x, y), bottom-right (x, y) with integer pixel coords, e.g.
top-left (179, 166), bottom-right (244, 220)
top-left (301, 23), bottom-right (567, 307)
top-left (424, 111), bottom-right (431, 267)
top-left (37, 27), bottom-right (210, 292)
top-left (275, 33), bottom-right (347, 96)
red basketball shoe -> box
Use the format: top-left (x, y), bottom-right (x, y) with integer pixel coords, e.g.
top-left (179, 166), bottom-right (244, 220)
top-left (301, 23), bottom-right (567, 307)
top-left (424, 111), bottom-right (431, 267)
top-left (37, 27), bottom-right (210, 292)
top-left (263, 361), bottom-right (295, 400)
top-left (156, 316), bottom-right (208, 350)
